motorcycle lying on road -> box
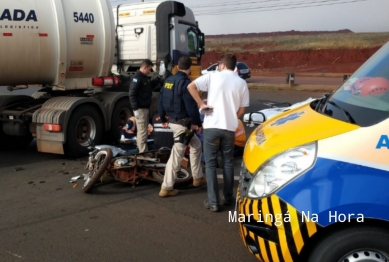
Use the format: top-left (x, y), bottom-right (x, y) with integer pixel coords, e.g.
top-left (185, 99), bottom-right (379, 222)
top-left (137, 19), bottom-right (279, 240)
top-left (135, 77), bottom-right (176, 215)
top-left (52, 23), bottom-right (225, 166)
top-left (82, 142), bottom-right (193, 193)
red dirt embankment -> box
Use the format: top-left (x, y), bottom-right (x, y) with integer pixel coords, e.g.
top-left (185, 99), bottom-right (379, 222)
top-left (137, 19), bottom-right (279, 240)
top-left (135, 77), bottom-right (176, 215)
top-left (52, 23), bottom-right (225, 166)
top-left (201, 30), bottom-right (381, 75)
top-left (201, 48), bottom-right (379, 75)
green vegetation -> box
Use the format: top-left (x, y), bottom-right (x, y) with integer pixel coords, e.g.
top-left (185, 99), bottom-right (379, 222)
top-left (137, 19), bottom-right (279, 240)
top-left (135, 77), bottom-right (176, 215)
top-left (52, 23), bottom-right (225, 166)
top-left (206, 32), bottom-right (389, 53)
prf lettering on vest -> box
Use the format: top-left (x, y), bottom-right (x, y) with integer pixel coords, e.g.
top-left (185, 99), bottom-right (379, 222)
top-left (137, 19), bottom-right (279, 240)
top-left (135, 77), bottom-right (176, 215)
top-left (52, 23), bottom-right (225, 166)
top-left (164, 83), bottom-right (173, 89)
top-left (376, 135), bottom-right (389, 149)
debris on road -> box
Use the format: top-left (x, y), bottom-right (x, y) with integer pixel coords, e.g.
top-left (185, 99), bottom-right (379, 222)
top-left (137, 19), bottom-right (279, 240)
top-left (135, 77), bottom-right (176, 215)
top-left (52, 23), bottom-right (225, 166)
top-left (69, 175), bottom-right (82, 183)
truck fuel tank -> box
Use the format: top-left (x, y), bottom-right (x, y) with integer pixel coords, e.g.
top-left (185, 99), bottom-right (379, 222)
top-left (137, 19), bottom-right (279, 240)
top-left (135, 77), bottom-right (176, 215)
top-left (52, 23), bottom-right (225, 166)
top-left (0, 0), bottom-right (115, 89)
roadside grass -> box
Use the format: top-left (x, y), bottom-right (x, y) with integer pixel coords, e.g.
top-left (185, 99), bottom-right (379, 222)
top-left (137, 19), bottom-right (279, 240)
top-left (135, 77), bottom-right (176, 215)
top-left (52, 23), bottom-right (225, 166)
top-left (206, 32), bottom-right (389, 53)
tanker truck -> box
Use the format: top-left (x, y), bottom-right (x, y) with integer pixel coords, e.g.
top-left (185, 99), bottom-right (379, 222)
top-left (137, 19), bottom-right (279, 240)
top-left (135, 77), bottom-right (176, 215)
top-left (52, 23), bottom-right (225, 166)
top-left (0, 0), bottom-right (205, 157)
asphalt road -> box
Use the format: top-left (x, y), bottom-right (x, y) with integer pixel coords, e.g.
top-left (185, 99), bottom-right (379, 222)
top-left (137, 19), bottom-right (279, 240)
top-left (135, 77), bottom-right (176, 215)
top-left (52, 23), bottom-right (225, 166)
top-left (0, 89), bottom-right (325, 262)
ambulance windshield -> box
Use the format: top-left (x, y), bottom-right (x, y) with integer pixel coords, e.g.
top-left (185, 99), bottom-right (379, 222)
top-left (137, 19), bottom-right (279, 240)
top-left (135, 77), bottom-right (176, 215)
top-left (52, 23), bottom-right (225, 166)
top-left (324, 42), bottom-right (389, 126)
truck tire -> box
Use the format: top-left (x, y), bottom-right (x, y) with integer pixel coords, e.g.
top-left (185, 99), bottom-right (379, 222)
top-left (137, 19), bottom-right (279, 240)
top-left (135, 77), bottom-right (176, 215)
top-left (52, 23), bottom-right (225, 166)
top-left (64, 105), bottom-right (103, 157)
top-left (149, 92), bottom-right (160, 123)
top-left (152, 167), bottom-right (193, 186)
top-left (106, 98), bottom-right (132, 143)
top-left (308, 226), bottom-right (389, 262)
top-left (82, 148), bottom-right (113, 193)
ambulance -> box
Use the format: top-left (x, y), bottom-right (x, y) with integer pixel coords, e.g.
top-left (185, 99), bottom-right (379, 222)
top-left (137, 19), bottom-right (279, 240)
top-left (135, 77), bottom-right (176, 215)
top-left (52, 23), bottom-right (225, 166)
top-left (237, 41), bottom-right (389, 261)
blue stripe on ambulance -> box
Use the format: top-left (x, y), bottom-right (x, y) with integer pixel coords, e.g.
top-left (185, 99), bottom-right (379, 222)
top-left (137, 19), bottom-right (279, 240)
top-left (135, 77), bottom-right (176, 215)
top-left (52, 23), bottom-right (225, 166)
top-left (276, 157), bottom-right (389, 227)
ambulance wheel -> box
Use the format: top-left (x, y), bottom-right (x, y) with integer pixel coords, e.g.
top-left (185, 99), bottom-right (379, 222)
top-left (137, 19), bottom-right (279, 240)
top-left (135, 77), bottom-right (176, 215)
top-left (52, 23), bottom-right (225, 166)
top-left (106, 98), bottom-right (132, 143)
top-left (64, 105), bottom-right (103, 157)
top-left (308, 226), bottom-right (389, 262)
top-left (152, 167), bottom-right (193, 186)
top-left (82, 148), bottom-right (113, 193)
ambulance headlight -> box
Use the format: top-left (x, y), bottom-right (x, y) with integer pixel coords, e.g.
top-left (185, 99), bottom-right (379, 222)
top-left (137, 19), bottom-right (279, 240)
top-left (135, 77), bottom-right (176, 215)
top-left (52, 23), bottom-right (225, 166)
top-left (247, 142), bottom-right (317, 198)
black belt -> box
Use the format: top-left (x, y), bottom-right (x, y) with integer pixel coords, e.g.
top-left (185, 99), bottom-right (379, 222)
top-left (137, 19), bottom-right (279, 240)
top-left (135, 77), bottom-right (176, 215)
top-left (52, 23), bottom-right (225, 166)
top-left (168, 117), bottom-right (191, 126)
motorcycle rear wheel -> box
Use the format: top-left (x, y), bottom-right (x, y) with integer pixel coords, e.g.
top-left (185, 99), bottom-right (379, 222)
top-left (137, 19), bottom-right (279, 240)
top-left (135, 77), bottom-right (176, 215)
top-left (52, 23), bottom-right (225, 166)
top-left (82, 148), bottom-right (113, 193)
top-left (152, 167), bottom-right (193, 186)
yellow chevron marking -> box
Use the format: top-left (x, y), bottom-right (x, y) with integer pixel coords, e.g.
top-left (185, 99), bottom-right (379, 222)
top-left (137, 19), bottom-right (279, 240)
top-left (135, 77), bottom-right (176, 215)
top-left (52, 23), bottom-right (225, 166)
top-left (261, 198), bottom-right (272, 226)
top-left (306, 220), bottom-right (317, 237)
top-left (241, 199), bottom-right (249, 243)
top-left (287, 203), bottom-right (304, 253)
top-left (271, 195), bottom-right (293, 262)
top-left (253, 199), bottom-right (259, 221)
top-left (245, 199), bottom-right (251, 218)
top-left (258, 237), bottom-right (270, 262)
top-left (269, 242), bottom-right (281, 262)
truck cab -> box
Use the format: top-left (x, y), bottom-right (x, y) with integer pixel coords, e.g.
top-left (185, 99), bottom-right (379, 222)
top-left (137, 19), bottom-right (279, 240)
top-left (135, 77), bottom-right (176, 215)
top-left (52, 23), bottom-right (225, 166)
top-left (112, 1), bottom-right (205, 81)
top-left (237, 42), bottom-right (389, 261)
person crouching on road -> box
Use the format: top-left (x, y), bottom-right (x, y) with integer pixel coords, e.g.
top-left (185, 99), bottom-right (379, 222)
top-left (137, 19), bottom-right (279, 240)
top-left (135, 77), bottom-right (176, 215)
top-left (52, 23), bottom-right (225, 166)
top-left (120, 116), bottom-right (137, 141)
top-left (120, 117), bottom-right (154, 141)
top-left (158, 56), bottom-right (207, 198)
top-left (187, 53), bottom-right (250, 212)
top-left (129, 59), bottom-right (164, 153)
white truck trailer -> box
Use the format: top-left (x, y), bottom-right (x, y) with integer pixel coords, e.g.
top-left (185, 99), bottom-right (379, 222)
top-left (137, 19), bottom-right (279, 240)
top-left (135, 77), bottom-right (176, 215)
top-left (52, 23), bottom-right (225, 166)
top-left (0, 0), bottom-right (205, 157)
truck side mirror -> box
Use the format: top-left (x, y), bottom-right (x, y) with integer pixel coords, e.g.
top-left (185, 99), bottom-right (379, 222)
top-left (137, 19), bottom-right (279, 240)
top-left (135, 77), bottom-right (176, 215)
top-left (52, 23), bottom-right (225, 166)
top-left (198, 33), bottom-right (205, 55)
top-left (199, 33), bottom-right (205, 47)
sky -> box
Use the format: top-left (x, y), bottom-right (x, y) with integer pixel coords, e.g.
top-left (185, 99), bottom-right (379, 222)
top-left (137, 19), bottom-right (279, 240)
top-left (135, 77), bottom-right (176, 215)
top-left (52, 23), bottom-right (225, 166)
top-left (109, 0), bottom-right (389, 35)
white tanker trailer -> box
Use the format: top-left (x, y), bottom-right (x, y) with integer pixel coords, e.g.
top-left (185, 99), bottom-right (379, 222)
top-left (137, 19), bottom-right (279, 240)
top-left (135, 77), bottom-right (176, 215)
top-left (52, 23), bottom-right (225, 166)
top-left (0, 0), bottom-right (205, 157)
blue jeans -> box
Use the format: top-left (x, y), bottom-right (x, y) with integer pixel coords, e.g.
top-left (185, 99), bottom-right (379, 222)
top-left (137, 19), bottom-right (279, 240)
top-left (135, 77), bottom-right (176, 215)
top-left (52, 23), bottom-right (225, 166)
top-left (203, 128), bottom-right (235, 205)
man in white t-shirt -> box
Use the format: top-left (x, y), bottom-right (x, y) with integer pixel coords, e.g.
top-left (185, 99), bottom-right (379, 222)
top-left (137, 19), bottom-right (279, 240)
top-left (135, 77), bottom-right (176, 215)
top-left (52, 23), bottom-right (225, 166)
top-left (187, 54), bottom-right (249, 212)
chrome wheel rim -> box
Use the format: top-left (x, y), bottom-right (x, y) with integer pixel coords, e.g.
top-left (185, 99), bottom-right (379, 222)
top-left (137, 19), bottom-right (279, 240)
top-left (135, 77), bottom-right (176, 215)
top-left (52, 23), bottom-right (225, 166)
top-left (177, 168), bottom-right (190, 179)
top-left (76, 116), bottom-right (96, 146)
top-left (339, 249), bottom-right (389, 262)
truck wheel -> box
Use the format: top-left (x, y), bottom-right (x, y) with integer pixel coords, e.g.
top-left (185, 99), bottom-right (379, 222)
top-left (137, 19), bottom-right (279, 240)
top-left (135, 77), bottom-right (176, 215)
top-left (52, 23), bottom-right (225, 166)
top-left (106, 99), bottom-right (132, 143)
top-left (149, 92), bottom-right (160, 122)
top-left (64, 105), bottom-right (103, 157)
top-left (83, 148), bottom-right (113, 193)
top-left (308, 226), bottom-right (389, 262)
top-left (152, 167), bottom-right (193, 186)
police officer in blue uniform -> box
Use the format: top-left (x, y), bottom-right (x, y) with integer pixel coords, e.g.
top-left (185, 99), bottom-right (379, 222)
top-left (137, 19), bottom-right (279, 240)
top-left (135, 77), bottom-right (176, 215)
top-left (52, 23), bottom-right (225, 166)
top-left (129, 59), bottom-right (163, 153)
top-left (157, 56), bottom-right (207, 197)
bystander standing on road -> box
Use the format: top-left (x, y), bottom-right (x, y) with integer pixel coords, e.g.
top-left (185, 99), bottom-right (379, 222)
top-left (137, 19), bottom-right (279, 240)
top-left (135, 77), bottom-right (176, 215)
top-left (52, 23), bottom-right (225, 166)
top-left (158, 56), bottom-right (207, 197)
top-left (187, 53), bottom-right (249, 212)
top-left (198, 93), bottom-right (247, 159)
top-left (129, 59), bottom-right (164, 152)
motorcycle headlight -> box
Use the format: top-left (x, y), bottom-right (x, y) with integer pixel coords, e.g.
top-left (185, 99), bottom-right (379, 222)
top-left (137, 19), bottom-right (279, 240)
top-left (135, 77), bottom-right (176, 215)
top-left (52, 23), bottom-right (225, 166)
top-left (247, 142), bottom-right (317, 198)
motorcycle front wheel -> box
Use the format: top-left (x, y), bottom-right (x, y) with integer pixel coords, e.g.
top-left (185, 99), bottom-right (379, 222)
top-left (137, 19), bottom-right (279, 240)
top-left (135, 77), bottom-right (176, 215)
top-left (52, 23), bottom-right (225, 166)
top-left (152, 167), bottom-right (193, 186)
top-left (82, 148), bottom-right (113, 193)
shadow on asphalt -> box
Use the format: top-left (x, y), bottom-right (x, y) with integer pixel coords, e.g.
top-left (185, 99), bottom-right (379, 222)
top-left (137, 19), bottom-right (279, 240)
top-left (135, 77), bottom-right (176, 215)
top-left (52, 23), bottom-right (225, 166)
top-left (0, 140), bottom-right (74, 168)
